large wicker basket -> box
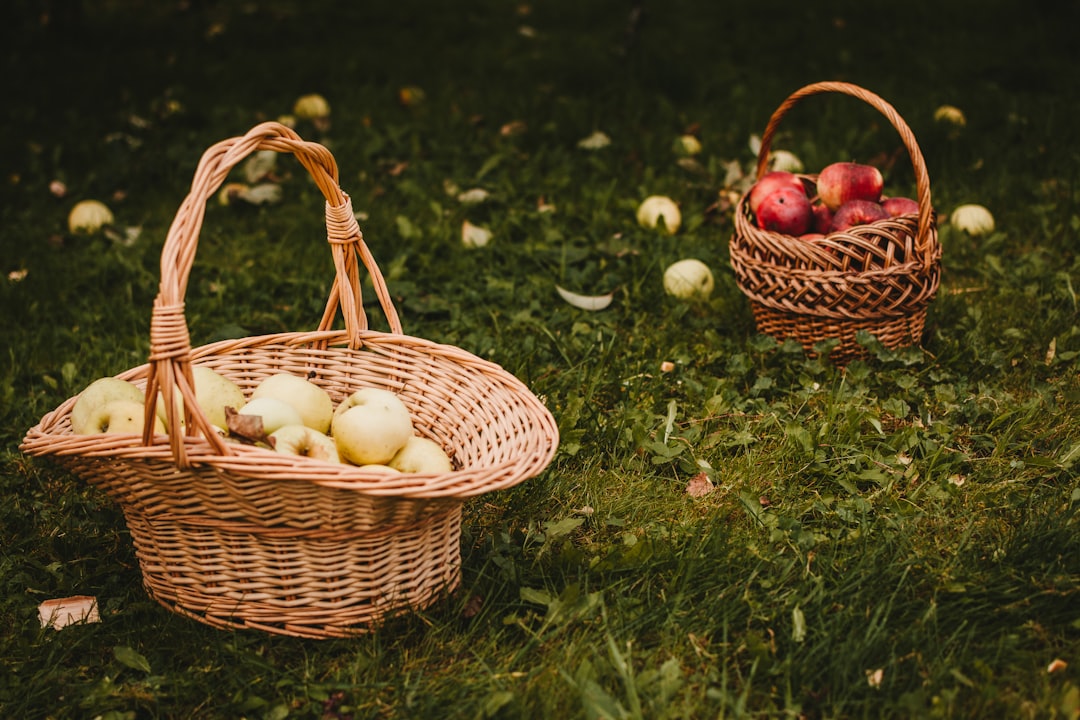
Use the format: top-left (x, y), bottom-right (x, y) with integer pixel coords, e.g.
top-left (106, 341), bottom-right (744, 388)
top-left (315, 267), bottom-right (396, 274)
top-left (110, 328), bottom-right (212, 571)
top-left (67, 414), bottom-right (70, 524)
top-left (21, 122), bottom-right (560, 639)
top-left (729, 81), bottom-right (942, 365)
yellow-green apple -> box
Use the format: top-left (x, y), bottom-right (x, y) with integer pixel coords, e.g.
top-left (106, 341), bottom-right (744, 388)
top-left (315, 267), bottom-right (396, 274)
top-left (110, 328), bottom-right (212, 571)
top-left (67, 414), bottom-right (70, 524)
top-left (331, 387), bottom-right (414, 466)
top-left (881, 196), bottom-right (920, 217)
top-left (388, 435), bottom-right (454, 474)
top-left (268, 424), bottom-right (341, 464)
top-left (358, 464), bottom-right (401, 475)
top-left (755, 187), bottom-right (813, 235)
top-left (663, 259), bottom-right (714, 300)
top-left (748, 171), bottom-right (805, 215)
top-left (70, 377), bottom-right (146, 435)
top-left (816, 162), bottom-right (884, 211)
top-left (635, 195), bottom-right (681, 234)
top-left (77, 399), bottom-right (166, 435)
top-left (157, 365), bottom-right (246, 431)
top-left (251, 373), bottom-right (333, 433)
top-left (236, 396), bottom-right (305, 436)
top-left (830, 199), bottom-right (890, 233)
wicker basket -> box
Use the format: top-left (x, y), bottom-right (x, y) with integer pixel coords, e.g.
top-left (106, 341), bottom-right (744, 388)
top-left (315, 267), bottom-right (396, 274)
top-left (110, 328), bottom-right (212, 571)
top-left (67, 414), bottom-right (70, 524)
top-left (20, 122), bottom-right (560, 639)
top-left (729, 81), bottom-right (942, 365)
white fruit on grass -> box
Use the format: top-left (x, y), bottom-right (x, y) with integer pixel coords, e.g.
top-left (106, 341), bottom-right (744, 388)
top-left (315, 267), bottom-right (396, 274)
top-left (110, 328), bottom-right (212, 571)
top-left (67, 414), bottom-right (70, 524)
top-left (269, 424), bottom-right (340, 464)
top-left (331, 387), bottom-right (414, 466)
top-left (388, 435), bottom-right (454, 474)
top-left (156, 366), bottom-right (247, 431)
top-left (663, 259), bottom-right (714, 300)
top-left (949, 204), bottom-right (995, 236)
top-left (70, 377), bottom-right (146, 434)
top-left (237, 396), bottom-right (304, 436)
top-left (68, 199), bottom-right (114, 234)
top-left (636, 195), bottom-right (681, 234)
top-left (79, 399), bottom-right (166, 435)
top-left (251, 373), bottom-right (333, 433)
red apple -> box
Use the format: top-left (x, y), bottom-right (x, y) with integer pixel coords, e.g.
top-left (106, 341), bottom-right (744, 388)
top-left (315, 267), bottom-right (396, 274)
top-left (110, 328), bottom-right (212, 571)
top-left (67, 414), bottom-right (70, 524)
top-left (748, 171), bottom-right (805, 215)
top-left (756, 187), bottom-right (813, 235)
top-left (881, 196), bottom-right (920, 217)
top-left (812, 203), bottom-right (834, 234)
top-left (816, 162), bottom-right (884, 211)
top-left (830, 199), bottom-right (890, 232)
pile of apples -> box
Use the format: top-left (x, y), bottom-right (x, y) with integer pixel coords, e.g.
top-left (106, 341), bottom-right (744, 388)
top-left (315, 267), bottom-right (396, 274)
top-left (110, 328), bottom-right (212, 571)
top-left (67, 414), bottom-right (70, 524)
top-left (69, 368), bottom-right (454, 474)
top-left (748, 162), bottom-right (920, 239)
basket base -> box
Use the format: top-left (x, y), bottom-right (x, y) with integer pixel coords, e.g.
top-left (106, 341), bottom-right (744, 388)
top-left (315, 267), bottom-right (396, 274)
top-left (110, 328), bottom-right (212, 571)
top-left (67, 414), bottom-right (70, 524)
top-left (751, 304), bottom-right (927, 365)
top-left (125, 505), bottom-right (463, 639)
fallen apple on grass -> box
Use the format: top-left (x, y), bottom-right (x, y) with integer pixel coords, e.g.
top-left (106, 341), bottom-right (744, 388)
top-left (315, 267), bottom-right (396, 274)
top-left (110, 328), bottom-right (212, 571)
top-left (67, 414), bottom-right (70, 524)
top-left (663, 259), bottom-right (714, 300)
top-left (251, 373), bottom-right (333, 433)
top-left (636, 195), bottom-right (681, 234)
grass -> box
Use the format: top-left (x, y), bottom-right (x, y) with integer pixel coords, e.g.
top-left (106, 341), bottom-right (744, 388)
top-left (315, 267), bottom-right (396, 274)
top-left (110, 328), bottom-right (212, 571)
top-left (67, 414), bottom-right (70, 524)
top-left (2, 0), bottom-right (1079, 717)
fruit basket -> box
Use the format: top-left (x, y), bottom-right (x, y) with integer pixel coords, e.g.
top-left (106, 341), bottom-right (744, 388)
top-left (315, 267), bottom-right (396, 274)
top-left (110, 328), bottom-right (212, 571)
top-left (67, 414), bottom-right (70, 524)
top-left (20, 122), bottom-right (560, 639)
top-left (729, 81), bottom-right (942, 364)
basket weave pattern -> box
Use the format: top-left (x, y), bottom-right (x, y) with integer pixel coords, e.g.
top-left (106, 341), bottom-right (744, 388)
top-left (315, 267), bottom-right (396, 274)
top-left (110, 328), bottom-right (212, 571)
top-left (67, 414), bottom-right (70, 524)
top-left (21, 122), bottom-right (560, 638)
top-left (729, 81), bottom-right (942, 364)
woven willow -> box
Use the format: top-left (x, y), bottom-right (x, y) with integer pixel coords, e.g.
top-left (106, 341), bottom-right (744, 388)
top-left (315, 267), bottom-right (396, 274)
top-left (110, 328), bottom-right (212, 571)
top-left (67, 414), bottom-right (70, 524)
top-left (729, 81), bottom-right (942, 365)
top-left (21, 122), bottom-right (560, 639)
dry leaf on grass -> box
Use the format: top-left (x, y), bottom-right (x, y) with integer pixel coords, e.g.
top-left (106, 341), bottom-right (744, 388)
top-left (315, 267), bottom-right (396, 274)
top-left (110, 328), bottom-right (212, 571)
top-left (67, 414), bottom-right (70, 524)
top-left (685, 472), bottom-right (714, 497)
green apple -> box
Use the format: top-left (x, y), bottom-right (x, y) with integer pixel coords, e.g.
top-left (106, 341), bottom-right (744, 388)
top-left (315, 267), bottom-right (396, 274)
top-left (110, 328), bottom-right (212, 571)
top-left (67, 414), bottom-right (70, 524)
top-left (663, 259), bottom-right (714, 301)
top-left (358, 463), bottom-right (401, 475)
top-left (237, 396), bottom-right (304, 436)
top-left (636, 195), bottom-right (681, 234)
top-left (70, 377), bottom-right (146, 435)
top-left (78, 399), bottom-right (166, 435)
top-left (268, 424), bottom-right (341, 464)
top-left (388, 435), bottom-right (454, 474)
top-left (251, 373), bottom-right (333, 433)
top-left (331, 387), bottom-right (414, 466)
top-left (157, 365), bottom-right (247, 431)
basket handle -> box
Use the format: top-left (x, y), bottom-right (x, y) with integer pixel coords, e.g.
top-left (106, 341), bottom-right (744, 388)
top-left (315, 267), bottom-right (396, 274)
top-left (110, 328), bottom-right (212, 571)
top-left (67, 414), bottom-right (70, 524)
top-left (754, 81), bottom-right (935, 269)
top-left (142, 121), bottom-right (402, 465)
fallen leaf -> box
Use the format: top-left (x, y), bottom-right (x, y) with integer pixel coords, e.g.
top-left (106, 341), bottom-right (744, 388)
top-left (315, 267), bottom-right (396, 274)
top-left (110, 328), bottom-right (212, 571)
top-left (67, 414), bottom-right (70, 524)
top-left (866, 668), bottom-right (884, 688)
top-left (225, 406), bottom-right (269, 444)
top-left (457, 188), bottom-right (490, 204)
top-left (555, 285), bottom-right (614, 311)
top-left (685, 472), bottom-right (714, 497)
top-left (243, 149), bottom-right (278, 183)
top-left (462, 220), bottom-right (492, 248)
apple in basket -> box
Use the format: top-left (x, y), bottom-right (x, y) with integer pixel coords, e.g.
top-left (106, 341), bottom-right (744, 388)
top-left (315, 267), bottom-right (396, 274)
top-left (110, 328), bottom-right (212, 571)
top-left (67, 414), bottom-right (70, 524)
top-left (816, 162), bottom-right (884, 211)
top-left (235, 396), bottom-right (305, 436)
top-left (269, 424), bottom-right (341, 463)
top-left (830, 199), bottom-right (890, 233)
top-left (331, 387), bottom-right (415, 466)
top-left (747, 171), bottom-right (805, 215)
top-left (755, 186), bottom-right (813, 235)
top-left (388, 435), bottom-right (454, 474)
top-left (156, 365), bottom-right (246, 431)
top-left (76, 399), bottom-right (166, 435)
top-left (70, 376), bottom-right (147, 435)
top-left (250, 372), bottom-right (334, 433)
top-left (881, 196), bottom-right (920, 217)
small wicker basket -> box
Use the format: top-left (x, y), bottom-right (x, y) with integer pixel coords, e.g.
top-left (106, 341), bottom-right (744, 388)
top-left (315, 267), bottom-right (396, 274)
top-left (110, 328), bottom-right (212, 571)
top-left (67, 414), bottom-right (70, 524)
top-left (729, 81), bottom-right (942, 365)
top-left (21, 122), bottom-right (560, 639)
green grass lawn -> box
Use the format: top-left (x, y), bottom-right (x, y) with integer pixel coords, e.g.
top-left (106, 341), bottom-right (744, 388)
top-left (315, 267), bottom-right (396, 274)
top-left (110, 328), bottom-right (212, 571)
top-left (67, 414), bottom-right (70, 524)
top-left (2, 1), bottom-right (1079, 717)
